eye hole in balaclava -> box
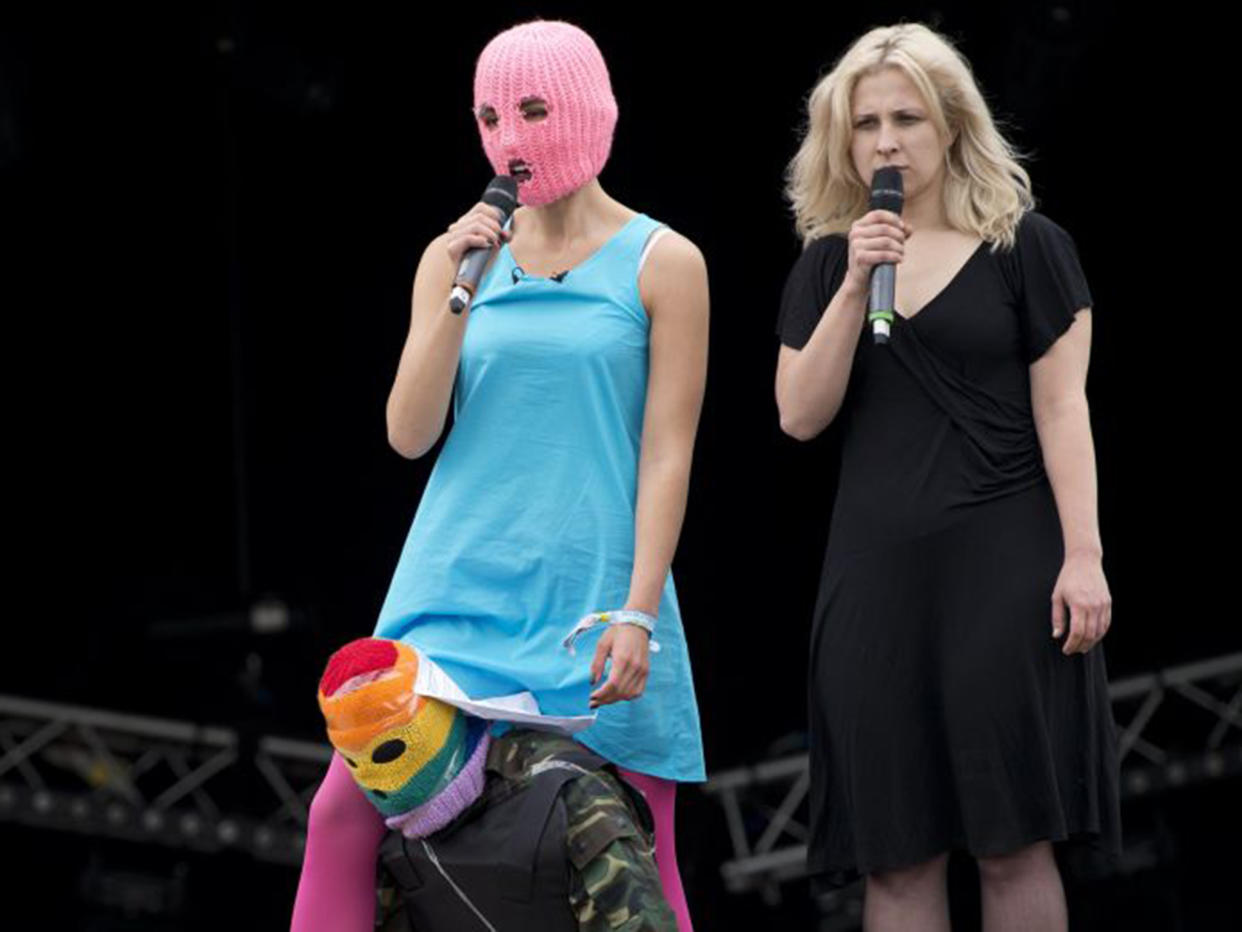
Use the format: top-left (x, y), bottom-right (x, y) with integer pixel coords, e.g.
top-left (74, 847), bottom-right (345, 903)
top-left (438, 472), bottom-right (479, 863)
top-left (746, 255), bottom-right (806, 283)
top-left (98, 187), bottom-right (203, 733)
top-left (518, 96), bottom-right (549, 121)
top-left (372, 739), bottom-right (406, 764)
top-left (476, 97), bottom-right (550, 131)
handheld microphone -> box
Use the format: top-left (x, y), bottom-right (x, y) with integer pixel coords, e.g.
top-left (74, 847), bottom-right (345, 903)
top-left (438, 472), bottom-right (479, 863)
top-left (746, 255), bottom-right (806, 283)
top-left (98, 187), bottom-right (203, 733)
top-left (449, 175), bottom-right (519, 314)
top-left (866, 166), bottom-right (904, 345)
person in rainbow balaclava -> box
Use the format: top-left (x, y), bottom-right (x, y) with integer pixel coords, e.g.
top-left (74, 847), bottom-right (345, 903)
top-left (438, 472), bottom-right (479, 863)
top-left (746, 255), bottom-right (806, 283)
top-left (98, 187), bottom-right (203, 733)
top-left (317, 638), bottom-right (492, 837)
top-left (291, 18), bottom-right (708, 932)
top-left (314, 636), bottom-right (677, 931)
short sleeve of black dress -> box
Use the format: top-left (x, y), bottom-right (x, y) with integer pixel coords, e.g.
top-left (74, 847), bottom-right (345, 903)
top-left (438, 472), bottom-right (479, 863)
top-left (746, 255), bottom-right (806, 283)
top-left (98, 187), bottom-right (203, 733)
top-left (1010, 211), bottom-right (1093, 363)
top-left (775, 235), bottom-right (850, 350)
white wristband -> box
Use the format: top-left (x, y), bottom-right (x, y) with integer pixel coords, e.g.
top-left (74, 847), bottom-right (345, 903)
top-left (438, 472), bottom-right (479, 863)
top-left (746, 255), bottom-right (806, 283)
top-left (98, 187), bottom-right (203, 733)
top-left (562, 609), bottom-right (661, 656)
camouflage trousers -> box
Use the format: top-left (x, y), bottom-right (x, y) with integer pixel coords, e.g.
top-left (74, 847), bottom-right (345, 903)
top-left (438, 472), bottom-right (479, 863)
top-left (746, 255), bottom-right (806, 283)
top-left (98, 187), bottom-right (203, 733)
top-left (377, 728), bottom-right (677, 932)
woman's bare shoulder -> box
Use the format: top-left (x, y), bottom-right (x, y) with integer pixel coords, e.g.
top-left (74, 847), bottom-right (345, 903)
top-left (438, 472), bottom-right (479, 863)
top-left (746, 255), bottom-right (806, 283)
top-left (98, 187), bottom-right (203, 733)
top-left (638, 228), bottom-right (708, 318)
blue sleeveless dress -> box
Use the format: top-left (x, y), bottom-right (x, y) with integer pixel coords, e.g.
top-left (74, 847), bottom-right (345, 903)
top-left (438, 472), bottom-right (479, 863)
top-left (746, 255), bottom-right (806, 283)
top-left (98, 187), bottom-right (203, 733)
top-left (375, 212), bottom-right (706, 782)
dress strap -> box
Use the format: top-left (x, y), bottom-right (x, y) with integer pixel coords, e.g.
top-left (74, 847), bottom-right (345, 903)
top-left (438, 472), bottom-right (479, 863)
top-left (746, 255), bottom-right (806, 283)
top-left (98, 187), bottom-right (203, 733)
top-left (638, 225), bottom-right (672, 277)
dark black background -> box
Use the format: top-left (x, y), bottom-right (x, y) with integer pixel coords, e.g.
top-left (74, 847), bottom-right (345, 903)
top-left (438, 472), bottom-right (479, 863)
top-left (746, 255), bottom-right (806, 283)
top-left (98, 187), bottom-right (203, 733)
top-left (5, 2), bottom-right (1236, 928)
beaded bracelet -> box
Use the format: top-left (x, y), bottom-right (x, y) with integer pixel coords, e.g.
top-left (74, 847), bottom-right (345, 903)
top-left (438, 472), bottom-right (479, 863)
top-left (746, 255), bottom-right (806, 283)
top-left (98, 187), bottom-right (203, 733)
top-left (562, 609), bottom-right (662, 656)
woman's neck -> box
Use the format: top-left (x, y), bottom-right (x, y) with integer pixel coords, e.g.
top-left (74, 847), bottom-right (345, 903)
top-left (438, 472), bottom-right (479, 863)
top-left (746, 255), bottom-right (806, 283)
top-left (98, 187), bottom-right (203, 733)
top-left (513, 179), bottom-right (626, 246)
top-left (900, 184), bottom-right (949, 233)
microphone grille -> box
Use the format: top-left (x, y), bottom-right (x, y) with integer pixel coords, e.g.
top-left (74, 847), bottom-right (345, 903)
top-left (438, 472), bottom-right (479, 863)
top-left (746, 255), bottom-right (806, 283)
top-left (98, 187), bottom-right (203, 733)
top-left (483, 175), bottom-right (519, 215)
top-left (869, 166), bottom-right (904, 213)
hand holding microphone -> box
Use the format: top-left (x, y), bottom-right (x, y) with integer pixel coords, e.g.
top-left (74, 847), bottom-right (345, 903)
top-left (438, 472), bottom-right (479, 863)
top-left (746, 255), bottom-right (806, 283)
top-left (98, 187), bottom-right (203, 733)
top-left (853, 166), bottom-right (908, 344)
top-left (843, 209), bottom-right (911, 331)
top-left (446, 175), bottom-right (519, 314)
top-left (443, 202), bottom-right (509, 266)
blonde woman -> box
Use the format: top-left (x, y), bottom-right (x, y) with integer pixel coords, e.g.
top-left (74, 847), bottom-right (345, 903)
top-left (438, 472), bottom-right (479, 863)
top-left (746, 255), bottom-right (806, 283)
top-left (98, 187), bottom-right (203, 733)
top-left (774, 23), bottom-right (1121, 931)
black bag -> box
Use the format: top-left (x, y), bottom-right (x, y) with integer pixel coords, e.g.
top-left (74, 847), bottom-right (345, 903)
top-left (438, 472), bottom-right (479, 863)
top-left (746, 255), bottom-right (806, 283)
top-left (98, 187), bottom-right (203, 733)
top-left (378, 745), bottom-right (652, 932)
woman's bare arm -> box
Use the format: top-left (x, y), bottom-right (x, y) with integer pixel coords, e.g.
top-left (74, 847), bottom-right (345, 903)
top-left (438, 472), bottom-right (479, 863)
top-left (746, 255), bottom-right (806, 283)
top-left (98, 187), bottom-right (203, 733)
top-left (1030, 307), bottom-right (1112, 655)
top-left (386, 231), bottom-right (500, 459)
top-left (625, 231), bottom-right (709, 614)
top-left (1033, 310), bottom-right (1102, 559)
top-left (1031, 308), bottom-right (1101, 557)
top-left (774, 276), bottom-right (869, 440)
top-left (587, 230), bottom-right (709, 707)
top-left (775, 212), bottom-right (907, 440)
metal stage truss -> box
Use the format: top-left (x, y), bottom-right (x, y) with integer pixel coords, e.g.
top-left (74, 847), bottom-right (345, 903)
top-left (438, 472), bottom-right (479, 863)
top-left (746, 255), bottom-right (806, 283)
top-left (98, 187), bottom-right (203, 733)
top-left (2, 651), bottom-right (1240, 886)
top-left (0, 695), bottom-right (330, 865)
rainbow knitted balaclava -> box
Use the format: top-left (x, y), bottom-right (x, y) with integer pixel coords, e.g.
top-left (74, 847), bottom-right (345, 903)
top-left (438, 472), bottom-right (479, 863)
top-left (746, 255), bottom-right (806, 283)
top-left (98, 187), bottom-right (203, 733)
top-left (318, 637), bottom-right (490, 838)
top-left (473, 19), bottom-right (618, 206)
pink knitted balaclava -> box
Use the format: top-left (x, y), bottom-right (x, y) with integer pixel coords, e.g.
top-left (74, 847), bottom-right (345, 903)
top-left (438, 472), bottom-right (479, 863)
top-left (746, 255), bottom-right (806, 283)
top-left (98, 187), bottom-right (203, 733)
top-left (472, 20), bottom-right (618, 207)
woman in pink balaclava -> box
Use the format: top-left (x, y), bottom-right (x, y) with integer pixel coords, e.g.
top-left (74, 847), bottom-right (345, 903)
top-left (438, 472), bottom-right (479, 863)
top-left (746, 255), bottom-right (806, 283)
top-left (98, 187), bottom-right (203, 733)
top-left (291, 18), bottom-right (708, 932)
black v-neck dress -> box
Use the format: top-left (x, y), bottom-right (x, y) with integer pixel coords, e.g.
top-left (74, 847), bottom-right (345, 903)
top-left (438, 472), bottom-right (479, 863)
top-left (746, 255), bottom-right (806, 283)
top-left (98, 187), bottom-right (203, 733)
top-left (775, 210), bottom-right (1122, 890)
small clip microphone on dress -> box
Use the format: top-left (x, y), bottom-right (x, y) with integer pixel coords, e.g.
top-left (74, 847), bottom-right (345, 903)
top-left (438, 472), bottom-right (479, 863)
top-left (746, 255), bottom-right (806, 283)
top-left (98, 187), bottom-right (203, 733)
top-left (867, 166), bottom-right (904, 345)
top-left (510, 267), bottom-right (570, 284)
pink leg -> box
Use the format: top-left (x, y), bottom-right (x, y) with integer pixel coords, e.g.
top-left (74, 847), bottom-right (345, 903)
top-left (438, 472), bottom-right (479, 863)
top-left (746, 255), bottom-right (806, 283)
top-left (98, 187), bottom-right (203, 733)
top-left (290, 753), bottom-right (388, 932)
top-left (616, 767), bottom-right (695, 932)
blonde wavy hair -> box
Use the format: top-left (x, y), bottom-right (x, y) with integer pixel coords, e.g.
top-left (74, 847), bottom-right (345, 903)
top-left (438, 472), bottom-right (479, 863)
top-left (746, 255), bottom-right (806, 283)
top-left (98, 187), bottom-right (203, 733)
top-left (784, 22), bottom-right (1034, 252)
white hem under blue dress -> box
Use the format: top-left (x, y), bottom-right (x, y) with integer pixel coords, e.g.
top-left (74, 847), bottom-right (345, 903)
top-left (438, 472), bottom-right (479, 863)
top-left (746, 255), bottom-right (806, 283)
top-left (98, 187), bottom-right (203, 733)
top-left (375, 212), bottom-right (706, 783)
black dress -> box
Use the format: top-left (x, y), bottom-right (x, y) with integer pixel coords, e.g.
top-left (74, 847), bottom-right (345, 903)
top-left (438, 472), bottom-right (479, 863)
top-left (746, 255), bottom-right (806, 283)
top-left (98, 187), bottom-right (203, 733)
top-left (775, 211), bottom-right (1123, 890)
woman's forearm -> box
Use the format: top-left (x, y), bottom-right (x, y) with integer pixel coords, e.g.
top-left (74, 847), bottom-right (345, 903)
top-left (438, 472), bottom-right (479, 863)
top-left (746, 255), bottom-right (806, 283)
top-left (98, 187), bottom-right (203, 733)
top-left (386, 238), bottom-right (471, 459)
top-left (776, 277), bottom-right (869, 439)
top-left (1035, 396), bottom-right (1103, 557)
top-left (625, 454), bottom-right (693, 616)
top-left (386, 302), bottom-right (468, 458)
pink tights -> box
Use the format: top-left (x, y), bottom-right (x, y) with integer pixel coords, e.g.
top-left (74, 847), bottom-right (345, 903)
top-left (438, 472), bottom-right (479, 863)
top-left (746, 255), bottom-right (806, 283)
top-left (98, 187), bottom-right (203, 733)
top-left (615, 766), bottom-right (696, 932)
top-left (290, 753), bottom-right (386, 932)
top-left (290, 753), bottom-right (694, 932)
